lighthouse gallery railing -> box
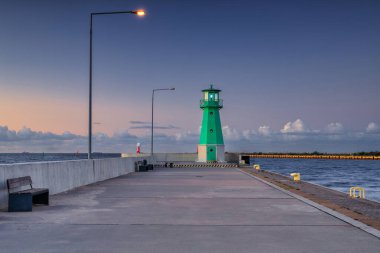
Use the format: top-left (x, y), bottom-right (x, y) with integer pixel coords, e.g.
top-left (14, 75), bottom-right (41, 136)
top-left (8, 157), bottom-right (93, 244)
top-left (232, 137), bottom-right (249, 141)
top-left (200, 99), bottom-right (223, 108)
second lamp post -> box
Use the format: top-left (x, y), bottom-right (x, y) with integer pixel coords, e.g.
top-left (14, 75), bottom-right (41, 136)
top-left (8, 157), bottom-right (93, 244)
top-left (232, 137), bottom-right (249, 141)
top-left (151, 88), bottom-right (175, 157)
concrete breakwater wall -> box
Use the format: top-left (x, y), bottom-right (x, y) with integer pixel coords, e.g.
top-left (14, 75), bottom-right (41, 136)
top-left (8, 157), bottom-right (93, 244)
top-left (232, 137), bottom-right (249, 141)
top-left (122, 153), bottom-right (198, 162)
top-left (153, 153), bottom-right (198, 162)
top-left (0, 157), bottom-right (150, 210)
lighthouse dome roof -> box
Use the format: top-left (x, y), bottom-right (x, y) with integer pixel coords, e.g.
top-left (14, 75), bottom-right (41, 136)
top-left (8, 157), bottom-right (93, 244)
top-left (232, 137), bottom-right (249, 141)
top-left (202, 84), bottom-right (221, 92)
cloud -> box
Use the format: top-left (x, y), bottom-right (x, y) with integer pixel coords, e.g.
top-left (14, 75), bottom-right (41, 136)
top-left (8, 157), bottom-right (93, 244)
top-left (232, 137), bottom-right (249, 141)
top-left (130, 121), bottom-right (150, 125)
top-left (221, 119), bottom-right (380, 152)
top-left (129, 120), bottom-right (180, 130)
top-left (174, 131), bottom-right (198, 142)
top-left (222, 125), bottom-right (242, 141)
top-left (130, 125), bottom-right (180, 130)
top-left (242, 129), bottom-right (256, 140)
top-left (325, 122), bottom-right (344, 134)
top-left (0, 125), bottom-right (140, 153)
top-left (110, 131), bottom-right (138, 142)
top-left (281, 119), bottom-right (309, 134)
top-left (279, 119), bottom-right (313, 141)
top-left (1, 119), bottom-right (380, 153)
top-left (366, 122), bottom-right (379, 133)
top-left (0, 126), bottom-right (81, 142)
top-left (258, 125), bottom-right (271, 136)
top-left (0, 125), bottom-right (193, 153)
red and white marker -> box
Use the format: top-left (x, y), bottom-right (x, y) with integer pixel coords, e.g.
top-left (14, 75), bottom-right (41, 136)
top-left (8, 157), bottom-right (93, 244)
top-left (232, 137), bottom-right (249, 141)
top-left (136, 143), bottom-right (141, 154)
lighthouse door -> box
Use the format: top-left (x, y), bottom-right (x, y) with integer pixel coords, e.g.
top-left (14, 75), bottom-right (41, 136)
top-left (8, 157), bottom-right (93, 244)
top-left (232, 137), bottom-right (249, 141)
top-left (207, 146), bottom-right (216, 161)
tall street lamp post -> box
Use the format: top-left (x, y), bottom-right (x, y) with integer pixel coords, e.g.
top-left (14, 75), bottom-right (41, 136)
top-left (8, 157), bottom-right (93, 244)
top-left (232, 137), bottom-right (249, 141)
top-left (88, 10), bottom-right (145, 159)
top-left (151, 88), bottom-right (175, 157)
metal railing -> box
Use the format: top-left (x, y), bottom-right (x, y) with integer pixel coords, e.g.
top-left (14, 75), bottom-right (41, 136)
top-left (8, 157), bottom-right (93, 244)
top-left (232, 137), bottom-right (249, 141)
top-left (349, 186), bottom-right (366, 199)
top-left (200, 99), bottom-right (223, 108)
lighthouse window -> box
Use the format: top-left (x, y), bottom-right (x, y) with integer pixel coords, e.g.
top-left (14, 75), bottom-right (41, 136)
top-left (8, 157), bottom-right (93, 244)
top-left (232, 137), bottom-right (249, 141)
top-left (215, 94), bottom-right (218, 100)
top-left (209, 112), bottom-right (213, 115)
top-left (210, 149), bottom-right (213, 152)
top-left (210, 129), bottom-right (213, 133)
top-left (210, 94), bottom-right (214, 100)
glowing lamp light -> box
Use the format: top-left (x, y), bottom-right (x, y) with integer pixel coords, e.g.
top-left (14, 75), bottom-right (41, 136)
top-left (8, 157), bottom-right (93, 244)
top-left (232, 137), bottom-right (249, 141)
top-left (136, 10), bottom-right (145, 16)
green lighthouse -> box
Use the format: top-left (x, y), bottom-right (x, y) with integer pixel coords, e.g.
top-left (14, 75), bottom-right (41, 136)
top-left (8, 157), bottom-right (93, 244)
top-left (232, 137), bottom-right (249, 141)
top-left (198, 84), bottom-right (224, 162)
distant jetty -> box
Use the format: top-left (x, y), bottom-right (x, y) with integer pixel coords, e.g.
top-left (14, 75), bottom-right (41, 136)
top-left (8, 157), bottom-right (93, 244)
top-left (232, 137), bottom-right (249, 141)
top-left (245, 153), bottom-right (380, 160)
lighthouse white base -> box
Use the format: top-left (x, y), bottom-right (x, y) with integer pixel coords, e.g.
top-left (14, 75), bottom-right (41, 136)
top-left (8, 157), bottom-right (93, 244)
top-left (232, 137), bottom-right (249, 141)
top-left (197, 144), bottom-right (225, 162)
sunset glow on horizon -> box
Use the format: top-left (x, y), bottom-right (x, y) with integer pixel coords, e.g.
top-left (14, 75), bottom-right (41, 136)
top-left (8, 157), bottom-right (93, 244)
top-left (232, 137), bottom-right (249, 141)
top-left (0, 0), bottom-right (379, 153)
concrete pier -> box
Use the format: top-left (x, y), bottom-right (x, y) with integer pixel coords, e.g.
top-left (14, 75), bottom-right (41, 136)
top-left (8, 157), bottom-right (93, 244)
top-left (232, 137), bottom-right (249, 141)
top-left (1, 166), bottom-right (379, 252)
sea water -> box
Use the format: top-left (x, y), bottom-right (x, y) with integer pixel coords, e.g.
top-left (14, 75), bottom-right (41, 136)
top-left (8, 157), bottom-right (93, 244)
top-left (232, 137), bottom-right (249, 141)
top-left (251, 158), bottom-right (380, 202)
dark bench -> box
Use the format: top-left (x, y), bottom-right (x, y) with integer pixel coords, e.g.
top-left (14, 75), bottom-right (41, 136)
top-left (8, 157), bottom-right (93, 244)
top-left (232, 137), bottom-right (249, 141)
top-left (7, 176), bottom-right (49, 212)
top-left (135, 160), bottom-right (154, 172)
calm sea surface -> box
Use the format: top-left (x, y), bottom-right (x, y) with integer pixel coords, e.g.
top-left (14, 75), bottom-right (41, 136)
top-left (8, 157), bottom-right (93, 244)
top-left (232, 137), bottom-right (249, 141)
top-left (251, 158), bottom-right (380, 202)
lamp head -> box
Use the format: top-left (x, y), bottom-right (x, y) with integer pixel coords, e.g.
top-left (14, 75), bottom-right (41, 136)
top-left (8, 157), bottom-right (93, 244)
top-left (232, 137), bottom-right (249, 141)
top-left (134, 10), bottom-right (145, 16)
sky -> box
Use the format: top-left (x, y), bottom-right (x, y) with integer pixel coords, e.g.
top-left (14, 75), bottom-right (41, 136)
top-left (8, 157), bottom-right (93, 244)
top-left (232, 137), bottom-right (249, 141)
top-left (0, 0), bottom-right (379, 153)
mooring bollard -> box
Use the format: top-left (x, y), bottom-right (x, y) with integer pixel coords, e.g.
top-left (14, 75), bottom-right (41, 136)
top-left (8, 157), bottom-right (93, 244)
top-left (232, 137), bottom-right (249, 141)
top-left (290, 173), bottom-right (301, 182)
top-left (349, 186), bottom-right (366, 199)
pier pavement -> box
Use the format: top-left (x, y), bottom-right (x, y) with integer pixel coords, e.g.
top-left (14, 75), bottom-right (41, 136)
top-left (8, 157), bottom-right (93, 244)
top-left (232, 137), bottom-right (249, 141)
top-left (0, 167), bottom-right (379, 252)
